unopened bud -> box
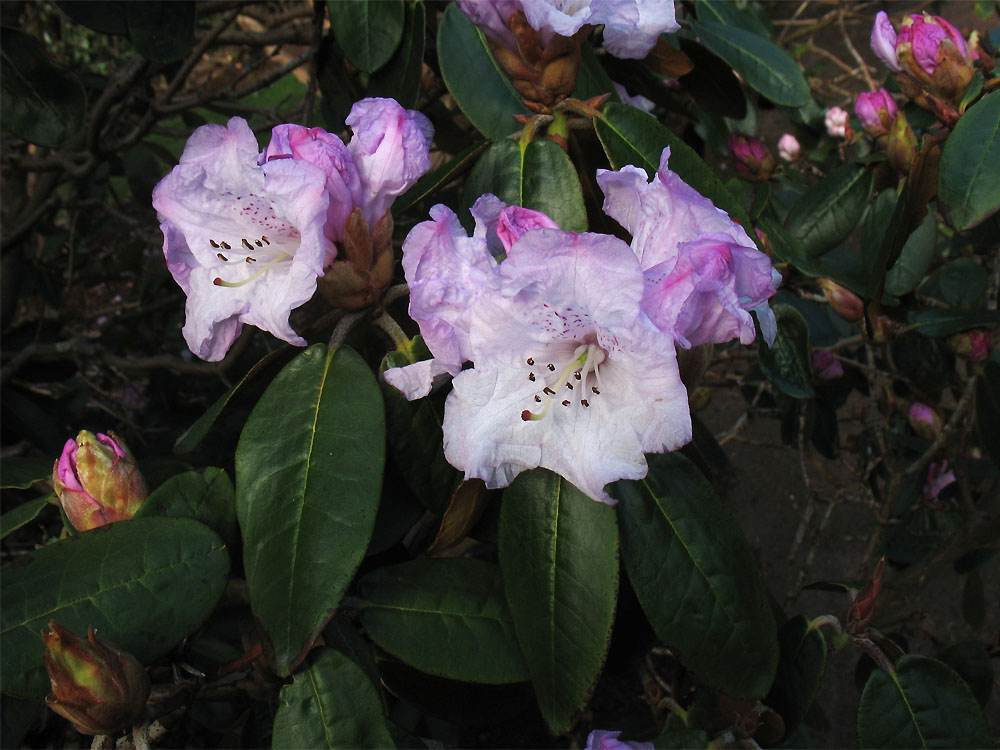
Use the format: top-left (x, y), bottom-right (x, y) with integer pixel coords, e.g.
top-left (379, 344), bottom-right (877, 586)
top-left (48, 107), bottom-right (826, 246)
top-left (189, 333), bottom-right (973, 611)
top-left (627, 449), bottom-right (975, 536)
top-left (42, 622), bottom-right (150, 735)
top-left (818, 279), bottom-right (864, 323)
top-left (886, 109), bottom-right (918, 173)
top-left (318, 208), bottom-right (394, 311)
top-left (896, 13), bottom-right (975, 105)
top-left (908, 402), bottom-right (942, 440)
top-left (854, 89), bottom-right (899, 138)
top-left (824, 106), bottom-right (850, 139)
top-left (52, 431), bottom-right (147, 532)
top-left (729, 132), bottom-right (775, 181)
top-left (846, 557), bottom-right (884, 633)
top-left (811, 350), bottom-right (844, 380)
top-left (777, 133), bottom-right (800, 162)
top-left (946, 329), bottom-right (991, 360)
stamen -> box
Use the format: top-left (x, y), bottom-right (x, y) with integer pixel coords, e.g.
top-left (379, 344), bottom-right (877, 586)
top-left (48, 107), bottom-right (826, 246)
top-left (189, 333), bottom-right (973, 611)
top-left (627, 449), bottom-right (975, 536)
top-left (543, 387), bottom-right (556, 396)
top-left (581, 399), bottom-right (590, 407)
top-left (261, 235), bottom-right (270, 245)
top-left (526, 357), bottom-right (534, 365)
top-left (245, 256), bottom-right (256, 263)
top-left (217, 253), bottom-right (228, 261)
top-left (534, 395), bottom-right (542, 402)
top-left (220, 241), bottom-right (231, 250)
top-left (565, 382), bottom-right (573, 390)
top-left (592, 387), bottom-right (600, 394)
top-left (242, 238), bottom-right (253, 251)
top-left (574, 371), bottom-right (581, 380)
top-left (210, 239), bottom-right (220, 248)
top-left (547, 363), bottom-right (556, 371)
top-left (561, 400), bottom-right (570, 406)
top-left (255, 239), bottom-right (263, 247)
top-left (528, 373), bottom-right (535, 382)
top-left (213, 252), bottom-right (291, 288)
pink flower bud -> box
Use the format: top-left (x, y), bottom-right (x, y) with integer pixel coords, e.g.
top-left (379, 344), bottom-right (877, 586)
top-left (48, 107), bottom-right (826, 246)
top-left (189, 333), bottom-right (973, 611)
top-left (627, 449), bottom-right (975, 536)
top-left (52, 431), bottom-right (148, 532)
top-left (42, 622), bottom-right (150, 735)
top-left (947, 329), bottom-right (991, 360)
top-left (811, 350), bottom-right (844, 380)
top-left (897, 13), bottom-right (972, 77)
top-left (728, 132), bottom-right (775, 181)
top-left (871, 11), bottom-right (902, 72)
top-left (777, 133), bottom-right (800, 162)
top-left (824, 106), bottom-right (850, 138)
top-left (846, 557), bottom-right (884, 633)
top-left (818, 278), bottom-right (864, 323)
top-left (908, 402), bottom-right (942, 440)
top-left (892, 13), bottom-right (976, 105)
top-left (854, 89), bottom-right (899, 138)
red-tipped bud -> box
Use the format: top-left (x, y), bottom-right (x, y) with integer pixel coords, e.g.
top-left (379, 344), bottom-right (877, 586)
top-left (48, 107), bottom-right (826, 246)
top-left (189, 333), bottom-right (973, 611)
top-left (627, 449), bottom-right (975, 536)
top-left (818, 279), bottom-right (864, 324)
top-left (52, 431), bottom-right (147, 531)
top-left (729, 132), bottom-right (775, 181)
top-left (846, 557), bottom-right (885, 633)
top-left (42, 622), bottom-right (150, 735)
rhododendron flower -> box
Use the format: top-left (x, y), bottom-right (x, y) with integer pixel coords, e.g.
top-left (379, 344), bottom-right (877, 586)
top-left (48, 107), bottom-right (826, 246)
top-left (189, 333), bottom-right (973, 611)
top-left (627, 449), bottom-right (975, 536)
top-left (777, 133), bottom-right (801, 162)
top-left (385, 197), bottom-right (691, 504)
top-left (728, 132), bottom-right (775, 181)
top-left (824, 106), bottom-right (849, 138)
top-left (613, 81), bottom-right (655, 113)
top-left (811, 350), bottom-right (844, 380)
top-left (925, 460), bottom-right (956, 500)
top-left (586, 729), bottom-right (654, 750)
top-left (854, 89), bottom-right (898, 138)
top-left (458, 0), bottom-right (679, 60)
top-left (596, 147), bottom-right (780, 348)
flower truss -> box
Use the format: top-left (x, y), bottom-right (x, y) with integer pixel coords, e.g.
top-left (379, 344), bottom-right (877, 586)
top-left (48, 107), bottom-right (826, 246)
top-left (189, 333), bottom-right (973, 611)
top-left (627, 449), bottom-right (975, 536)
top-left (386, 148), bottom-right (780, 503)
top-left (153, 98), bottom-right (432, 360)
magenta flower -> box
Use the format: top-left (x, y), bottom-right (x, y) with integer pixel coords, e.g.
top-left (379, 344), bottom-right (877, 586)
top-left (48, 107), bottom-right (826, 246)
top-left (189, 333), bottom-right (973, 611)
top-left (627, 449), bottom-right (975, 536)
top-left (586, 730), bottom-right (654, 750)
top-left (824, 106), bottom-right (849, 138)
top-left (385, 197), bottom-right (692, 504)
top-left (897, 13), bottom-right (972, 77)
top-left (728, 132), bottom-right (775, 181)
top-left (854, 89), bottom-right (898, 137)
top-left (153, 117), bottom-right (331, 360)
top-left (777, 133), bottom-right (800, 162)
top-left (811, 350), bottom-right (844, 380)
top-left (925, 460), bottom-right (956, 500)
top-left (596, 147), bottom-right (781, 348)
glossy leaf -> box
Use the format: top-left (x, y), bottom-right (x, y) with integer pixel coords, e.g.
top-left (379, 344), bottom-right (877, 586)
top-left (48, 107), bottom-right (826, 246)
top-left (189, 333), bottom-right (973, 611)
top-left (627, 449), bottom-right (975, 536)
top-left (136, 467), bottom-right (238, 550)
top-left (393, 142), bottom-right (489, 216)
top-left (1, 517), bottom-right (229, 697)
top-left (499, 469), bottom-right (619, 732)
top-left (366, 0), bottom-right (425, 107)
top-left (907, 309), bottom-right (1000, 337)
top-left (437, 3), bottom-right (529, 140)
top-left (938, 641), bottom-right (993, 709)
top-left (328, 0), bottom-right (404, 73)
top-left (975, 361), bottom-right (1000, 466)
top-left (696, 0), bottom-right (770, 37)
top-left (938, 93), bottom-right (1000, 230)
top-left (461, 137), bottom-right (588, 232)
top-left (613, 453), bottom-right (778, 699)
top-left (272, 648), bottom-right (395, 749)
top-left (759, 304), bottom-right (814, 399)
top-left (885, 210), bottom-right (937, 297)
top-left (59, 2), bottom-right (195, 62)
top-left (573, 44), bottom-right (620, 102)
top-left (767, 616), bottom-right (827, 736)
top-left (0, 457), bottom-right (53, 489)
top-left (0, 497), bottom-right (51, 540)
top-left (655, 728), bottom-right (710, 749)
top-left (0, 28), bottom-right (86, 148)
top-left (921, 258), bottom-right (986, 308)
top-left (236, 345), bottom-right (385, 676)
top-left (686, 20), bottom-right (809, 107)
top-left (380, 347), bottom-right (459, 515)
top-left (786, 164), bottom-right (873, 257)
top-left (858, 654), bottom-right (992, 749)
top-left (359, 558), bottom-right (528, 684)
top-left (595, 102), bottom-right (752, 231)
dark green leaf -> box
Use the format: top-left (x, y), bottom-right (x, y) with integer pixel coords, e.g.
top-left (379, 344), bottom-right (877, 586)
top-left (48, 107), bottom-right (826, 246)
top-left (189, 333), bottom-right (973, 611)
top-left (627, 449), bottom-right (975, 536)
top-left (861, 187), bottom-right (898, 276)
top-left (961, 569), bottom-right (985, 633)
top-left (393, 142), bottom-right (489, 216)
top-left (938, 93), bottom-right (1000, 230)
top-left (0, 28), bottom-right (86, 147)
top-left (573, 44), bottom-right (619, 102)
top-left (920, 258), bottom-right (986, 308)
top-left (975, 361), bottom-right (1000, 465)
top-left (759, 304), bottom-right (814, 399)
top-left (696, 0), bottom-right (771, 37)
top-left (595, 102), bottom-right (752, 231)
top-left (758, 217), bottom-right (827, 278)
top-left (122, 1), bottom-right (195, 63)
top-left (500, 469), bottom-right (619, 732)
top-left (685, 20), bottom-right (809, 107)
top-left (858, 654), bottom-right (992, 749)
top-left (236, 345), bottom-right (385, 676)
top-left (885, 210), bottom-right (937, 296)
top-left (1, 518), bottom-right (229, 697)
top-left (785, 164), bottom-right (873, 257)
top-left (938, 641), bottom-right (993, 708)
top-left (654, 728), bottom-right (710, 749)
top-left (0, 497), bottom-right (52, 540)
top-left (136, 468), bottom-right (238, 550)
top-left (461, 138), bottom-right (587, 232)
top-left (0, 457), bottom-right (53, 489)
top-left (272, 648), bottom-right (395, 749)
top-left (678, 40), bottom-right (747, 121)
top-left (766, 616), bottom-right (826, 735)
top-left (437, 3), bottom-right (529, 140)
top-left (328, 0), bottom-right (405, 73)
top-left (907, 309), bottom-right (1000, 337)
top-left (359, 558), bottom-right (528, 684)
top-left (613, 453), bottom-right (778, 699)
top-left (367, 1), bottom-right (426, 108)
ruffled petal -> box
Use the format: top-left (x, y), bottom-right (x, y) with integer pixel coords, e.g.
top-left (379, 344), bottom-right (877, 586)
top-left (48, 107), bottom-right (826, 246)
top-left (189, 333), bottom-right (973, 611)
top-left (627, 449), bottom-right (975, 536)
top-left (595, 0), bottom-right (679, 59)
top-left (871, 11), bottom-right (902, 72)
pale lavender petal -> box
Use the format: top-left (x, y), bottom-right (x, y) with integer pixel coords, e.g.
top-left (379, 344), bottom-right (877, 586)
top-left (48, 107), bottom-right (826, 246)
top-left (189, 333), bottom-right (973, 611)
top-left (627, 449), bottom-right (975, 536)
top-left (587, 729), bottom-right (655, 750)
top-left (496, 205), bottom-right (560, 252)
top-left (871, 11), bottom-right (901, 72)
top-left (522, 0), bottom-right (596, 45)
top-left (346, 98), bottom-right (434, 225)
top-left (596, 0), bottom-right (679, 59)
top-left (613, 81), bottom-right (656, 112)
top-left (912, 20), bottom-right (947, 74)
top-left (457, 0), bottom-right (523, 50)
top-left (56, 439), bottom-right (85, 493)
top-left (383, 358), bottom-right (456, 400)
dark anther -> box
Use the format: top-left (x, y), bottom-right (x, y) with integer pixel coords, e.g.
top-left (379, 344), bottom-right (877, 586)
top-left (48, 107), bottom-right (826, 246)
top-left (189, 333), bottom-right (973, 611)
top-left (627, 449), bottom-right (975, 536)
top-left (528, 373), bottom-right (536, 381)
top-left (526, 357), bottom-right (534, 365)
top-left (565, 383), bottom-right (573, 390)
top-left (242, 238), bottom-right (253, 250)
top-left (255, 239), bottom-right (263, 247)
top-left (210, 239), bottom-right (220, 248)
top-left (574, 371), bottom-right (581, 380)
top-left (261, 235), bottom-right (270, 244)
top-left (534, 395), bottom-right (542, 402)
top-left (246, 257), bottom-right (256, 263)
top-left (220, 241), bottom-right (231, 250)
top-left (547, 363), bottom-right (556, 371)
top-left (592, 387), bottom-right (600, 394)
top-left (581, 399), bottom-right (590, 407)
top-left (561, 400), bottom-right (571, 406)
top-left (217, 253), bottom-right (228, 262)
top-left (543, 387), bottom-right (556, 395)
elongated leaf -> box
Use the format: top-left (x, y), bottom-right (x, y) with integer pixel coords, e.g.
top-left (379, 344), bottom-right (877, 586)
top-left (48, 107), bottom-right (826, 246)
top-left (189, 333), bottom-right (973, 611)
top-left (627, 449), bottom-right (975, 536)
top-left (595, 102), bottom-right (752, 230)
top-left (907, 308), bottom-right (1000, 337)
top-left (975, 361), bottom-right (1000, 465)
top-left (236, 345), bottom-right (385, 676)
top-left (767, 616), bottom-right (826, 736)
top-left (272, 648), bottom-right (395, 749)
top-left (500, 469), bottom-right (619, 732)
top-left (1, 518), bottom-right (229, 697)
top-left (655, 728), bottom-right (710, 749)
top-left (461, 137), bottom-right (588, 232)
top-left (759, 304), bottom-right (814, 399)
top-left (613, 453), bottom-right (778, 699)
top-left (0, 497), bottom-right (51, 540)
top-left (858, 654), bottom-right (991, 749)
top-left (366, 1), bottom-right (425, 107)
top-left (786, 164), bottom-right (873, 257)
top-left (678, 39), bottom-right (747, 121)
top-left (885, 210), bottom-right (937, 296)
top-left (938, 641), bottom-right (993, 709)
top-left (359, 558), bottom-right (528, 684)
top-left (573, 44), bottom-right (619, 102)
top-left (686, 20), bottom-right (809, 106)
top-left (328, 0), bottom-right (404, 73)
top-left (136, 467), bottom-right (238, 550)
top-left (437, 3), bottom-right (529, 140)
top-left (394, 142), bottom-right (489, 216)
top-left (922, 257), bottom-right (986, 308)
top-left (938, 93), bottom-right (1000, 230)
top-left (0, 457), bottom-right (53, 489)
top-left (696, 0), bottom-right (771, 37)
top-left (0, 28), bottom-right (86, 147)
